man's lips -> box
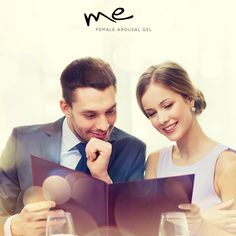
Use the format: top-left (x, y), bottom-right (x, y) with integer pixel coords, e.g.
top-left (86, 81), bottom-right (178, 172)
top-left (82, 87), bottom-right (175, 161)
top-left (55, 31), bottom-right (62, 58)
top-left (90, 132), bottom-right (108, 139)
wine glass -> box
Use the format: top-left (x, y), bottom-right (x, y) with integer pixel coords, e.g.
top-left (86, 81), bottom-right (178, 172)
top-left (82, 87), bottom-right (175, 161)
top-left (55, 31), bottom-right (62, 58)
top-left (159, 211), bottom-right (189, 236)
top-left (46, 212), bottom-right (76, 236)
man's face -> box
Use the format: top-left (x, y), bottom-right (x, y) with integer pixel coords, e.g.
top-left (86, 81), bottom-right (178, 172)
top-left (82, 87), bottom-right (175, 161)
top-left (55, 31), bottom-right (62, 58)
top-left (61, 85), bottom-right (117, 142)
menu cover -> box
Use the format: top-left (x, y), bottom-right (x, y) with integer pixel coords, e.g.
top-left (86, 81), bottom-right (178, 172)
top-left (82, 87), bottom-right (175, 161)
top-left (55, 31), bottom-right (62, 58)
top-left (31, 156), bottom-right (194, 236)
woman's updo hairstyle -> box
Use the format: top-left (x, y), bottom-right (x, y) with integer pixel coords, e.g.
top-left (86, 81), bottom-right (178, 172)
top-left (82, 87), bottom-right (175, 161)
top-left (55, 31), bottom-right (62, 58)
top-left (136, 61), bottom-right (206, 117)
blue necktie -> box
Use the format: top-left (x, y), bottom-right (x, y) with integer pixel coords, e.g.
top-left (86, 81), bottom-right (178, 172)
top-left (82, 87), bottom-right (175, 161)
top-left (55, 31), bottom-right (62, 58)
top-left (75, 143), bottom-right (91, 175)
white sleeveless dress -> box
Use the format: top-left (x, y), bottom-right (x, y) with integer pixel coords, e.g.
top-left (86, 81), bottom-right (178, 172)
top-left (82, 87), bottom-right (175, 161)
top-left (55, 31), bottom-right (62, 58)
top-left (157, 144), bottom-right (233, 210)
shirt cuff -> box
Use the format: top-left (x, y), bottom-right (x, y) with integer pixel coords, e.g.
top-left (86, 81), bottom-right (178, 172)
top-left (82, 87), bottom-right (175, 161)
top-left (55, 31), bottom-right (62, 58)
top-left (4, 215), bottom-right (14, 236)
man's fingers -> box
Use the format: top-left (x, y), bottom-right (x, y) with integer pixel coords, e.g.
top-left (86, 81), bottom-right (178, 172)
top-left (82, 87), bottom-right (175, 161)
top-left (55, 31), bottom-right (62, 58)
top-left (86, 138), bottom-right (112, 160)
top-left (31, 209), bottom-right (65, 221)
top-left (27, 227), bottom-right (47, 236)
top-left (30, 216), bottom-right (66, 229)
top-left (22, 201), bottom-right (56, 213)
top-left (27, 219), bottom-right (47, 229)
top-left (87, 151), bottom-right (98, 161)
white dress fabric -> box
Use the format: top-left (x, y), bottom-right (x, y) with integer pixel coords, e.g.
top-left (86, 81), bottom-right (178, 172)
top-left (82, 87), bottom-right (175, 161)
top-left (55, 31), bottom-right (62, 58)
top-left (157, 144), bottom-right (231, 210)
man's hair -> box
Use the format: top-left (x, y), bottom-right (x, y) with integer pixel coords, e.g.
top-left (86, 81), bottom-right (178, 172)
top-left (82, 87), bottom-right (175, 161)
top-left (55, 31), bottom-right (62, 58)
top-left (60, 57), bottom-right (116, 106)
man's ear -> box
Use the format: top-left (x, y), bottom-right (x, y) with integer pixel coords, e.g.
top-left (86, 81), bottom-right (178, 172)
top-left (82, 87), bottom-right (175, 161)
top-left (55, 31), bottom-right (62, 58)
top-left (60, 99), bottom-right (71, 118)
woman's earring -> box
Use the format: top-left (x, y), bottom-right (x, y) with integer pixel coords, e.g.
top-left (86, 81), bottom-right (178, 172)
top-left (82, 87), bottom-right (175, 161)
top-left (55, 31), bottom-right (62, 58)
top-left (191, 107), bottom-right (196, 112)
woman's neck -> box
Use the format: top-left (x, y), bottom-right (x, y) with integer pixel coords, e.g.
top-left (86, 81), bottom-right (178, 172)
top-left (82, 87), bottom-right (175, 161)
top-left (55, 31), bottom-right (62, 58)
top-left (173, 118), bottom-right (217, 165)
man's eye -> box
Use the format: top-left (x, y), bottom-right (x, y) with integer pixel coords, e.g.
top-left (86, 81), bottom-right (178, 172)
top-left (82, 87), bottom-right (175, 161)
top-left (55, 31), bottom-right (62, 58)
top-left (84, 114), bottom-right (96, 119)
top-left (106, 109), bottom-right (116, 115)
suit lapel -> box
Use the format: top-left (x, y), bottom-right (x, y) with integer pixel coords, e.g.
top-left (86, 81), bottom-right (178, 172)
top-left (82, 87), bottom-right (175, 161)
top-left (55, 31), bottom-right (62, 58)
top-left (40, 117), bottom-right (64, 164)
top-left (39, 121), bottom-right (120, 165)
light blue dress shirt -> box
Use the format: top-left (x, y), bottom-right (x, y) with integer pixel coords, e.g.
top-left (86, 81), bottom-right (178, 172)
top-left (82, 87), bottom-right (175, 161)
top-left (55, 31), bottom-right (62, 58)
top-left (60, 118), bottom-right (83, 169)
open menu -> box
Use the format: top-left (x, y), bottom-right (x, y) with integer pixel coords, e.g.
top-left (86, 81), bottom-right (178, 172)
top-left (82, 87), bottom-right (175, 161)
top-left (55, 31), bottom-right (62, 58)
top-left (31, 156), bottom-right (194, 236)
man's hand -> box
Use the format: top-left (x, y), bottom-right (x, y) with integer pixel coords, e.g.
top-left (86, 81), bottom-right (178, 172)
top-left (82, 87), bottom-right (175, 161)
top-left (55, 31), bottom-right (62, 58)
top-left (85, 137), bottom-right (112, 183)
top-left (11, 201), bottom-right (64, 236)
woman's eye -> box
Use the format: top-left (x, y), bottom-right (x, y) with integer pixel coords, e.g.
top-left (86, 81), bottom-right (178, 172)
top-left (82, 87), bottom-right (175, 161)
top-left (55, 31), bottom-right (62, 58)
top-left (147, 112), bottom-right (157, 118)
top-left (164, 103), bottom-right (173, 109)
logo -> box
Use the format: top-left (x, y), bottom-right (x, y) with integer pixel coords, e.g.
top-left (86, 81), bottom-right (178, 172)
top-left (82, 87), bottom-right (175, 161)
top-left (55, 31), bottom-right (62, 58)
top-left (84, 7), bottom-right (133, 26)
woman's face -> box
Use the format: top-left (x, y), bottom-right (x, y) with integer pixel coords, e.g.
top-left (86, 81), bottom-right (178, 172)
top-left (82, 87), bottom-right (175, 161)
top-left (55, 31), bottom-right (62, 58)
top-left (141, 83), bottom-right (194, 142)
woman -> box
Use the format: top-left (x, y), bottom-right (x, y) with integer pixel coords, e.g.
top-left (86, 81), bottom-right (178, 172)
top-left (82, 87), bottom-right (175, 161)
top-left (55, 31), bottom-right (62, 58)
top-left (136, 61), bottom-right (236, 235)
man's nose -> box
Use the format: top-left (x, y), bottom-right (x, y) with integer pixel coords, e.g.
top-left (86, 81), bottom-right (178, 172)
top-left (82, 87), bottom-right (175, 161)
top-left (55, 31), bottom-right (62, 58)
top-left (96, 116), bottom-right (110, 131)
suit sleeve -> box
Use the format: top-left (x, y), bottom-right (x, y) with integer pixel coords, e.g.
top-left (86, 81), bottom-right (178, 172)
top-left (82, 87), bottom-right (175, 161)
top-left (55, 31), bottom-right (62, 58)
top-left (126, 141), bottom-right (146, 181)
top-left (0, 129), bottom-right (20, 218)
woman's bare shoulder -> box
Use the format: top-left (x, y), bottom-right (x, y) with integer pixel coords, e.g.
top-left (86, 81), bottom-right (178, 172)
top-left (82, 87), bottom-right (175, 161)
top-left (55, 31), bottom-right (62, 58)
top-left (217, 149), bottom-right (236, 173)
top-left (215, 149), bottom-right (236, 199)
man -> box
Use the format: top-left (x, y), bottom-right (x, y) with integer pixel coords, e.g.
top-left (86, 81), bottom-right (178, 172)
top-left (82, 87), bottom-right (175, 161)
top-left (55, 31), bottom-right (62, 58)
top-left (0, 57), bottom-right (146, 236)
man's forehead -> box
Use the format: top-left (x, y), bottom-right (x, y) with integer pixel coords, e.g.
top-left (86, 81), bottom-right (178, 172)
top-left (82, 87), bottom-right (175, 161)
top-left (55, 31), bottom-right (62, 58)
top-left (71, 86), bottom-right (116, 110)
top-left (74, 86), bottom-right (115, 99)
top-left (75, 103), bottom-right (117, 114)
top-left (79, 103), bottom-right (116, 112)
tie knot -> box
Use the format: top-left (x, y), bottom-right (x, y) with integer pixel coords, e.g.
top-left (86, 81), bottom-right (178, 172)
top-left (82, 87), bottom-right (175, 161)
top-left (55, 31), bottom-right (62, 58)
top-left (76, 143), bottom-right (87, 159)
top-left (76, 142), bottom-right (86, 150)
top-left (75, 142), bottom-right (90, 174)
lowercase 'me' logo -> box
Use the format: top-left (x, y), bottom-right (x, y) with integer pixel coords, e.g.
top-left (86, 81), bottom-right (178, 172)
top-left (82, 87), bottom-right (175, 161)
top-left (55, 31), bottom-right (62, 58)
top-left (84, 7), bottom-right (133, 26)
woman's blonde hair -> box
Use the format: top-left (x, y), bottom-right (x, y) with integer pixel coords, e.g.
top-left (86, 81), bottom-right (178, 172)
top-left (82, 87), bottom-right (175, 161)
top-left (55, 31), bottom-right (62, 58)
top-left (136, 61), bottom-right (206, 117)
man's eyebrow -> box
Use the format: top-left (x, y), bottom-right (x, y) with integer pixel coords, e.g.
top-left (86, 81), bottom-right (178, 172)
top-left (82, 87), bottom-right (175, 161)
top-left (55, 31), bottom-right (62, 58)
top-left (107, 104), bottom-right (117, 110)
top-left (81, 110), bottom-right (96, 114)
top-left (81, 104), bottom-right (117, 114)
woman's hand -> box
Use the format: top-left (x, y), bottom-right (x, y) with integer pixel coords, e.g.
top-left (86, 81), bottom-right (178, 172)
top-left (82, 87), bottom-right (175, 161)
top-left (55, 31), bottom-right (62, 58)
top-left (179, 203), bottom-right (202, 236)
top-left (202, 198), bottom-right (236, 234)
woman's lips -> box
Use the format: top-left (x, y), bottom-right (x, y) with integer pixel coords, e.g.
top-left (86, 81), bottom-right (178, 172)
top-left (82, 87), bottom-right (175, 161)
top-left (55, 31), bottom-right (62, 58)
top-left (162, 122), bottom-right (178, 134)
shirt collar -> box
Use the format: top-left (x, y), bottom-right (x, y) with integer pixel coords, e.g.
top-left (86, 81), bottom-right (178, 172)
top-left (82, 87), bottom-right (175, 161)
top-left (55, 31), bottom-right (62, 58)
top-left (61, 118), bottom-right (81, 152)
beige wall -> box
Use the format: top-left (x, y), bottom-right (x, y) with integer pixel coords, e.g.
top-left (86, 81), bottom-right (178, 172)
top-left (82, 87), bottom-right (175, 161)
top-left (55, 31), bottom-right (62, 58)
top-left (1, 0), bottom-right (236, 154)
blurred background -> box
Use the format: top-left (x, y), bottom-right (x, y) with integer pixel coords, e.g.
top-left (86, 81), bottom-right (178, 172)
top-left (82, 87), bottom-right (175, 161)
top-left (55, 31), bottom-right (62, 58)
top-left (1, 0), bottom-right (236, 155)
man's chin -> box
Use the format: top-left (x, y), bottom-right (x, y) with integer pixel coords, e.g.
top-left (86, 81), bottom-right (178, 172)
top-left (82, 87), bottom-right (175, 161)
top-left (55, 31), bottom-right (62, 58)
top-left (90, 135), bottom-right (108, 141)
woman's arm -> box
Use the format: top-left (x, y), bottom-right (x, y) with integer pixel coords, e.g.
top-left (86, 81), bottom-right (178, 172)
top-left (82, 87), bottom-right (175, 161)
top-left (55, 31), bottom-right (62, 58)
top-left (144, 150), bottom-right (160, 179)
top-left (201, 149), bottom-right (236, 234)
top-left (216, 150), bottom-right (236, 204)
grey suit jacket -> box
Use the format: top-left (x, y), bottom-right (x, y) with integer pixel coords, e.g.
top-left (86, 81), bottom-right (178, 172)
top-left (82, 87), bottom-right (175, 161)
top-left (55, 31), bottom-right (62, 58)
top-left (0, 117), bottom-right (145, 217)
